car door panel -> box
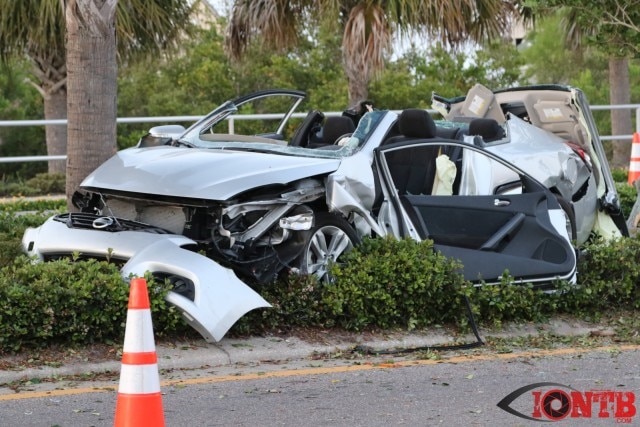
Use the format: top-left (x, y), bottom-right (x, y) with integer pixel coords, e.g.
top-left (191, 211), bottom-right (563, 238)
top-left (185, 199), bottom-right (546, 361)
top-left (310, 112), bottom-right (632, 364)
top-left (401, 193), bottom-right (575, 282)
top-left (376, 140), bottom-right (577, 284)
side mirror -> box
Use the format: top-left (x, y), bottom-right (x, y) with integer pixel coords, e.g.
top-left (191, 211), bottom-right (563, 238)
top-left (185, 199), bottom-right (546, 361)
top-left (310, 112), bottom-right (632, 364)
top-left (137, 125), bottom-right (186, 147)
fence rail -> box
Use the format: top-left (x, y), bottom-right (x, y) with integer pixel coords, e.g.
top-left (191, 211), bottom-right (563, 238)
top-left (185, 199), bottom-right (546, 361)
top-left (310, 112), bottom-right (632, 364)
top-left (1, 105), bottom-right (639, 164)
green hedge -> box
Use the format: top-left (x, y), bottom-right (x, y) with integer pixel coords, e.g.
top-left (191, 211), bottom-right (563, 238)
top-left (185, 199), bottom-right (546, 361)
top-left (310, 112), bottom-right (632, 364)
top-left (616, 182), bottom-right (636, 219)
top-left (235, 238), bottom-right (469, 334)
top-left (1, 197), bottom-right (640, 352)
top-left (0, 173), bottom-right (65, 197)
top-left (323, 237), bottom-right (468, 330)
top-left (0, 257), bottom-right (189, 352)
top-left (0, 212), bottom-right (54, 267)
top-left (238, 235), bottom-right (640, 335)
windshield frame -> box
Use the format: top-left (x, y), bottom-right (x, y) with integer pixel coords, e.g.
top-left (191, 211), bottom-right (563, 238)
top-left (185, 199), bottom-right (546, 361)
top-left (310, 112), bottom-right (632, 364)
top-left (178, 89), bottom-right (306, 144)
top-left (179, 101), bottom-right (389, 158)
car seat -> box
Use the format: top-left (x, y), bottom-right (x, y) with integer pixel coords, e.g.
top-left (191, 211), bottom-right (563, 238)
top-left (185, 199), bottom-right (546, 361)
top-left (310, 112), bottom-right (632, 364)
top-left (317, 116), bottom-right (356, 146)
top-left (468, 118), bottom-right (505, 143)
top-left (290, 110), bottom-right (325, 147)
top-left (383, 109), bottom-right (437, 145)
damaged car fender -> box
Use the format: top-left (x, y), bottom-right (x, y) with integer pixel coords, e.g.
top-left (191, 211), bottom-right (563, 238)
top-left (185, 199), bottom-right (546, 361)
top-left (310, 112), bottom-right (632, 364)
top-left (326, 154), bottom-right (384, 237)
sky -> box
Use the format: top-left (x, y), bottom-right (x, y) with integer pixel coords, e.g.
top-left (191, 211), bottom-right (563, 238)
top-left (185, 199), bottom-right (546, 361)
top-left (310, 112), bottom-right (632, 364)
top-left (207, 0), bottom-right (230, 16)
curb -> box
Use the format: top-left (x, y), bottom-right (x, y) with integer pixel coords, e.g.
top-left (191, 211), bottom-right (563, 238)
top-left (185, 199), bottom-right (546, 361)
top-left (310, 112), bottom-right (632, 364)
top-left (0, 318), bottom-right (603, 386)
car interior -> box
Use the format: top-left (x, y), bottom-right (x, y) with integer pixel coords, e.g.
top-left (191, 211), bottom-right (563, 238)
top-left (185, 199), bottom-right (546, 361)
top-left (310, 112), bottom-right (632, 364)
top-left (378, 141), bottom-right (576, 284)
top-left (440, 84), bottom-right (591, 151)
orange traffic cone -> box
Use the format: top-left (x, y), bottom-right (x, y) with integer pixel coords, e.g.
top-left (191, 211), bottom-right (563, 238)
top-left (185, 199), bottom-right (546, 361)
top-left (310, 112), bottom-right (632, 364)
top-left (114, 278), bottom-right (165, 427)
top-left (628, 132), bottom-right (640, 185)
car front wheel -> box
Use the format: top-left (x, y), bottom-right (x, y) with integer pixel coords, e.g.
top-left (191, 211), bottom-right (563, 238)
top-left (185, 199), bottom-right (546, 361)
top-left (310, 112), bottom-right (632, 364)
top-left (300, 212), bottom-right (359, 281)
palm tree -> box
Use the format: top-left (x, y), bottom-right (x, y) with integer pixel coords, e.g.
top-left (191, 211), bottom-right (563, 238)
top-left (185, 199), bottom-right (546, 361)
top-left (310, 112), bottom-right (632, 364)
top-left (225, 0), bottom-right (521, 106)
top-left (64, 0), bottom-right (118, 208)
top-left (0, 0), bottom-right (67, 174)
top-left (0, 0), bottom-right (194, 175)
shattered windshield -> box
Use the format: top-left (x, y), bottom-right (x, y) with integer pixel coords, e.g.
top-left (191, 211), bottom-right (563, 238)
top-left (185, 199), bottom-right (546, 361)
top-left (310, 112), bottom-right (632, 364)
top-left (178, 110), bottom-right (388, 159)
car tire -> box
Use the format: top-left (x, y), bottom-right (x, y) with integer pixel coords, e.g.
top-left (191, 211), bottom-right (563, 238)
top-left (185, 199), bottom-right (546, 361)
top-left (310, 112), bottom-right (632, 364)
top-left (555, 194), bottom-right (577, 242)
top-left (300, 212), bottom-right (360, 281)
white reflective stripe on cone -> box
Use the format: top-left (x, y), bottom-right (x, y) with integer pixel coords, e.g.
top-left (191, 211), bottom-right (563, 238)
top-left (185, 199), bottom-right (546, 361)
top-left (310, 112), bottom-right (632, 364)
top-left (118, 364), bottom-right (162, 394)
top-left (629, 160), bottom-right (640, 170)
top-left (123, 309), bottom-right (156, 353)
top-left (632, 145), bottom-right (640, 156)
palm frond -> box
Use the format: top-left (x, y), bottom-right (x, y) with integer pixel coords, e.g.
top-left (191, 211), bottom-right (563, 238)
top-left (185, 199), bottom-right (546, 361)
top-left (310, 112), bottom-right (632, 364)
top-left (0, 0), bottom-right (195, 63)
top-left (385, 0), bottom-right (516, 48)
top-left (342, 3), bottom-right (390, 82)
top-left (225, 0), bottom-right (303, 60)
top-left (561, 7), bottom-right (596, 51)
top-left (0, 0), bottom-right (66, 60)
top-left (116, 0), bottom-right (196, 61)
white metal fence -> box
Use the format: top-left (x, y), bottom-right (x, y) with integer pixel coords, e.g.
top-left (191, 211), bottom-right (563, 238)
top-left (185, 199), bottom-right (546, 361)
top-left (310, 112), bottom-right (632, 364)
top-left (1, 106), bottom-right (639, 164)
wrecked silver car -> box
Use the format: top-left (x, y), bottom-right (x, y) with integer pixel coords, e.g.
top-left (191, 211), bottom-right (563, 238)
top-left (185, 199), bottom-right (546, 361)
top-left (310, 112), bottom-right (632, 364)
top-left (22, 85), bottom-right (627, 342)
top-left (431, 84), bottom-right (627, 245)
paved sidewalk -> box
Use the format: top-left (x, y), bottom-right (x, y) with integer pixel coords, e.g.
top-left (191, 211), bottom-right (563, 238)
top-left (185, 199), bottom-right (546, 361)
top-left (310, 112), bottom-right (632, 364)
top-left (0, 317), bottom-right (603, 386)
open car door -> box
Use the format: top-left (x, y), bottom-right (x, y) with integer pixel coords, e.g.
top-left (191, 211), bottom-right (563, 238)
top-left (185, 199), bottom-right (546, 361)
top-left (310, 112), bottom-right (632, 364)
top-left (375, 140), bottom-right (577, 287)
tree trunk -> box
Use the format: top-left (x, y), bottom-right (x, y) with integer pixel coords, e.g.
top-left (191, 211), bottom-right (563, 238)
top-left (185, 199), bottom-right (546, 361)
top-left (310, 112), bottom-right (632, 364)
top-left (343, 42), bottom-right (371, 107)
top-left (65, 0), bottom-right (118, 211)
top-left (43, 88), bottom-right (67, 174)
top-left (609, 56), bottom-right (632, 169)
top-left (346, 75), bottom-right (370, 108)
top-left (28, 53), bottom-right (68, 175)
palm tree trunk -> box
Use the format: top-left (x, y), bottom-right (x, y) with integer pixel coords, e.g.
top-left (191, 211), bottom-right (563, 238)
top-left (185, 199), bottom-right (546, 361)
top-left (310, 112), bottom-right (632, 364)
top-left (65, 0), bottom-right (117, 211)
top-left (344, 54), bottom-right (371, 106)
top-left (28, 53), bottom-right (68, 176)
top-left (346, 76), bottom-right (370, 108)
top-left (43, 88), bottom-right (67, 174)
top-left (609, 56), bottom-right (632, 169)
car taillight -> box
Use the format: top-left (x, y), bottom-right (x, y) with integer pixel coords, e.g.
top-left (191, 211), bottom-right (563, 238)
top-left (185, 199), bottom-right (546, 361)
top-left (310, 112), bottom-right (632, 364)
top-left (564, 141), bottom-right (592, 170)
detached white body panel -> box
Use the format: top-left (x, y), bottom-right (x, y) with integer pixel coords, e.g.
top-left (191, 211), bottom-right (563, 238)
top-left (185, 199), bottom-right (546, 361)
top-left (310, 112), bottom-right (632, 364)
top-left (23, 216), bottom-right (270, 342)
top-left (122, 239), bottom-right (270, 342)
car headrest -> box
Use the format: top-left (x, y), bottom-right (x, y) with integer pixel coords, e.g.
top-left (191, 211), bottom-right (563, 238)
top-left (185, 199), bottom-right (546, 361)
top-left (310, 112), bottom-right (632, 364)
top-left (323, 116), bottom-right (356, 145)
top-left (469, 118), bottom-right (505, 142)
top-left (398, 109), bottom-right (437, 139)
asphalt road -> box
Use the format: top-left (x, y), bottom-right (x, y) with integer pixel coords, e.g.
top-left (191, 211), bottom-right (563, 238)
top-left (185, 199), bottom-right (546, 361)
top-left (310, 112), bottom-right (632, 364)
top-left (1, 344), bottom-right (638, 426)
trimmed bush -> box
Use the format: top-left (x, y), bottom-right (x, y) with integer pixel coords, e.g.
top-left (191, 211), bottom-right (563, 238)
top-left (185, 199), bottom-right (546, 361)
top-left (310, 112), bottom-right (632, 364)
top-left (232, 273), bottom-right (329, 335)
top-left (559, 236), bottom-right (640, 314)
top-left (25, 173), bottom-right (65, 195)
top-left (234, 237), bottom-right (470, 334)
top-left (0, 198), bottom-right (65, 214)
top-left (0, 173), bottom-right (65, 197)
top-left (322, 237), bottom-right (468, 331)
top-left (1, 196), bottom-right (640, 350)
top-left (0, 256), bottom-right (187, 352)
top-left (0, 212), bottom-right (54, 267)
top-left (612, 167), bottom-right (635, 218)
top-left (465, 279), bottom-right (553, 327)
top-left (616, 182), bottom-right (636, 219)
top-left (611, 168), bottom-right (628, 183)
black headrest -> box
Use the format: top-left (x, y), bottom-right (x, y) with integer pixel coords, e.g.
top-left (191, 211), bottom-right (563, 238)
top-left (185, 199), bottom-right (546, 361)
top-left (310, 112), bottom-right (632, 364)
top-left (398, 109), bottom-right (437, 139)
top-left (323, 116), bottom-right (356, 145)
top-left (469, 118), bottom-right (504, 142)
top-left (290, 110), bottom-right (325, 147)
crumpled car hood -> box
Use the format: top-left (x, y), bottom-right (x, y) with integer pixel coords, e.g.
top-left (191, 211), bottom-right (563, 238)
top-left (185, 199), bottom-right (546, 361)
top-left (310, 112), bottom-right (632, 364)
top-left (81, 146), bottom-right (342, 200)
